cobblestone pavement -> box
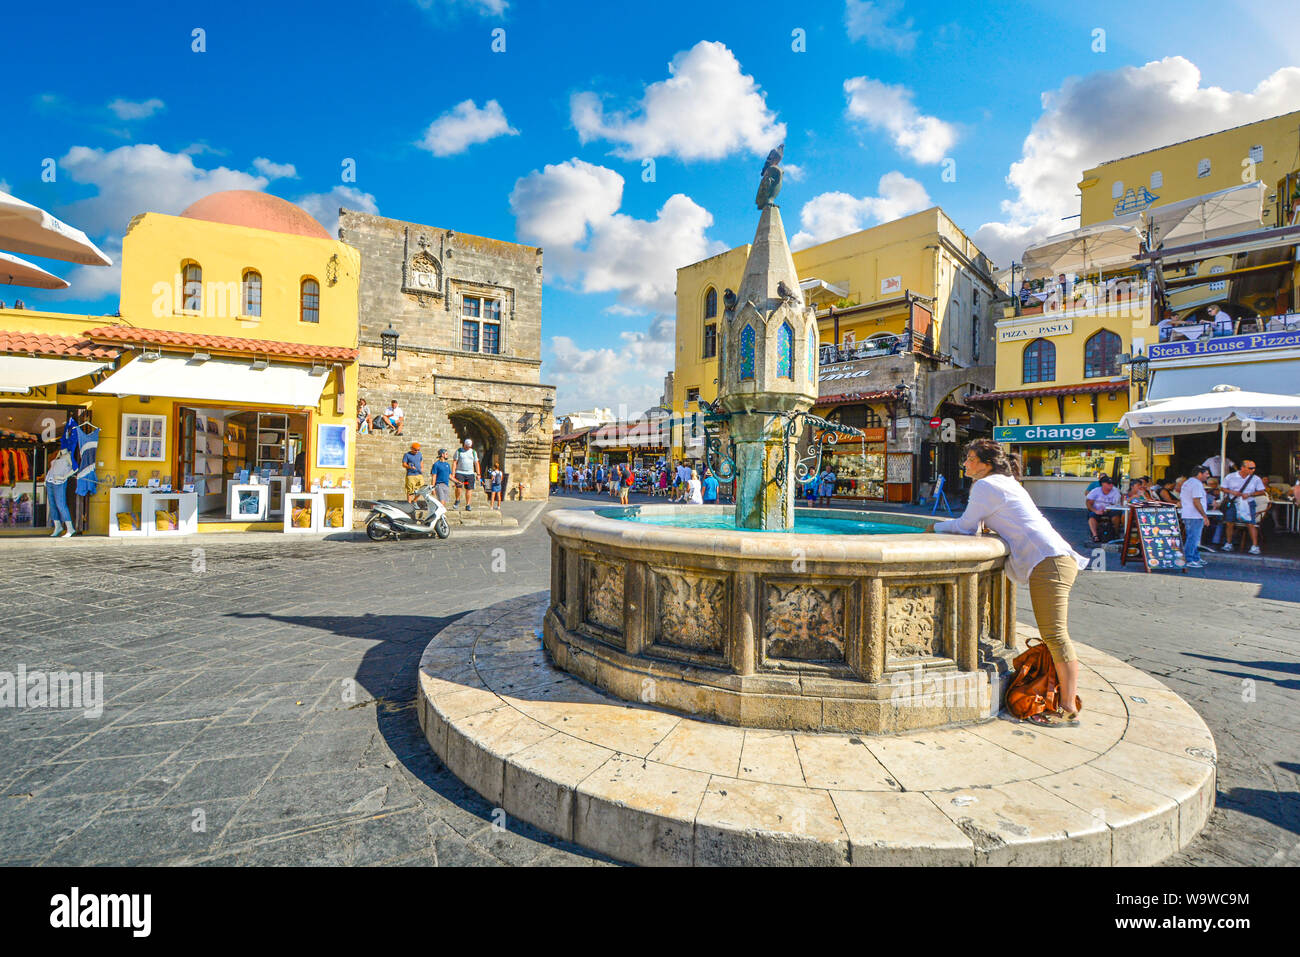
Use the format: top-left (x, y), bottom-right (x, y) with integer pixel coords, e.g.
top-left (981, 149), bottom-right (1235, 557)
top-left (0, 492), bottom-right (1295, 865)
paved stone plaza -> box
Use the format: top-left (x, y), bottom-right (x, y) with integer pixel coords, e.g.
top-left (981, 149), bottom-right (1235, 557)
top-left (0, 494), bottom-right (1296, 866)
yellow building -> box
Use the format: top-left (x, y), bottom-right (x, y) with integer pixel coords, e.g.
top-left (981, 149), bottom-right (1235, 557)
top-left (975, 295), bottom-right (1146, 508)
top-left (674, 206), bottom-right (997, 412)
top-left (673, 207), bottom-right (1000, 501)
top-left (0, 190), bottom-right (360, 536)
top-left (1079, 109), bottom-right (1300, 228)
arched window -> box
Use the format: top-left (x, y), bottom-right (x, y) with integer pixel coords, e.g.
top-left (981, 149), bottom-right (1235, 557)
top-left (242, 270), bottom-right (262, 317)
top-left (300, 277), bottom-right (320, 323)
top-left (807, 325), bottom-right (817, 379)
top-left (182, 262), bottom-right (202, 313)
top-left (777, 322), bottom-right (793, 378)
top-left (1083, 329), bottom-right (1122, 378)
top-left (1023, 338), bottom-right (1055, 384)
top-left (739, 324), bottom-right (756, 380)
top-left (704, 286), bottom-right (717, 320)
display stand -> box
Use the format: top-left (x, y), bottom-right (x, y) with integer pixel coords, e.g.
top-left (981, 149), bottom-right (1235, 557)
top-left (108, 487), bottom-right (151, 538)
top-left (146, 490), bottom-right (198, 536)
top-left (266, 475), bottom-right (289, 517)
top-left (284, 491), bottom-right (321, 533)
top-left (317, 488), bottom-right (354, 532)
top-left (1119, 504), bottom-right (1187, 573)
top-left (227, 483), bottom-right (269, 522)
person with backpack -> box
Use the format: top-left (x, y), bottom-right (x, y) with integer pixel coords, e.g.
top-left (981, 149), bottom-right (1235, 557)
top-left (451, 438), bottom-right (480, 511)
top-left (931, 439), bottom-right (1090, 725)
top-left (620, 462), bottom-right (633, 504)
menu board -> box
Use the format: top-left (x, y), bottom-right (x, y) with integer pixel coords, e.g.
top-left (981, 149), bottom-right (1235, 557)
top-left (1121, 505), bottom-right (1186, 572)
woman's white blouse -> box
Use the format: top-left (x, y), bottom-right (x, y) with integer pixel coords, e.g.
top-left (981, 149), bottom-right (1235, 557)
top-left (933, 473), bottom-right (1089, 584)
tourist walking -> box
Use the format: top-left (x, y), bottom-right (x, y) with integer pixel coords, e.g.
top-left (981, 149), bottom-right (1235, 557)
top-left (1179, 465), bottom-right (1211, 568)
top-left (452, 438), bottom-right (480, 511)
top-left (931, 439), bottom-right (1090, 724)
top-left (431, 449), bottom-right (452, 506)
top-left (818, 466), bottom-right (837, 506)
top-left (401, 442), bottom-right (423, 503)
top-left (1220, 459), bottom-right (1265, 554)
top-left (702, 468), bottom-right (719, 504)
top-left (619, 464), bottom-right (632, 505)
top-left (564, 462), bottom-right (574, 493)
top-left (488, 460), bottom-right (504, 510)
top-left (549, 460), bottom-right (559, 495)
top-left (687, 468), bottom-right (703, 504)
top-left (657, 465), bottom-right (669, 498)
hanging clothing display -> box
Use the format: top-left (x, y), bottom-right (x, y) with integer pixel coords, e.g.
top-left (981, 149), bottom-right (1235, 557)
top-left (75, 423), bottom-right (100, 496)
top-left (60, 417), bottom-right (79, 454)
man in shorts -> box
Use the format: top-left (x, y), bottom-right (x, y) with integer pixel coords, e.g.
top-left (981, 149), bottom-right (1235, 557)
top-left (431, 448), bottom-right (452, 507)
top-left (401, 442), bottom-right (423, 503)
top-left (1221, 459), bottom-right (1265, 554)
top-left (452, 438), bottom-right (480, 512)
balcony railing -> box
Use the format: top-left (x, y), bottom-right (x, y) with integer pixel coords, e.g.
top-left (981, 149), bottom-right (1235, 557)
top-left (820, 335), bottom-right (907, 365)
top-left (1010, 280), bottom-right (1151, 319)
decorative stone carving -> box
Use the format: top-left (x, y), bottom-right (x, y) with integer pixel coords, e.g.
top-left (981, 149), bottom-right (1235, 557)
top-left (654, 571), bottom-right (727, 655)
top-left (404, 250), bottom-right (442, 300)
top-left (585, 559), bottom-right (624, 636)
top-left (885, 584), bottom-right (946, 660)
top-left (763, 582), bottom-right (845, 662)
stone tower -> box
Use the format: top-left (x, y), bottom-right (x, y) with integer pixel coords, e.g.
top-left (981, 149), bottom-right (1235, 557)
top-left (718, 203), bottom-right (819, 530)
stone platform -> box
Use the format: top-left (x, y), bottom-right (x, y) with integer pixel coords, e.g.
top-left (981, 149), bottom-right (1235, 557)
top-left (417, 593), bottom-right (1217, 866)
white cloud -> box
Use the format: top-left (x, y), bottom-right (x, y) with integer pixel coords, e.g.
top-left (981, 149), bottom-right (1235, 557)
top-left (511, 158), bottom-right (724, 312)
top-left (297, 186), bottom-right (379, 237)
top-left (546, 314), bottom-right (675, 413)
top-left (791, 172), bottom-right (931, 248)
top-left (845, 0), bottom-right (917, 53)
top-left (59, 144), bottom-right (267, 236)
top-left (973, 57), bottom-right (1300, 267)
top-left (844, 77), bottom-right (956, 164)
top-left (418, 99), bottom-right (519, 157)
top-left (107, 97), bottom-right (164, 120)
top-left (783, 163), bottom-right (806, 182)
top-left (572, 40), bottom-right (785, 160)
top-left (0, 179), bottom-right (9, 194)
top-left (252, 157), bottom-right (299, 179)
top-left (37, 237), bottom-right (123, 304)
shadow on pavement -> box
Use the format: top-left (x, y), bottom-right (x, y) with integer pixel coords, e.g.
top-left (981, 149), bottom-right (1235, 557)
top-left (225, 607), bottom-right (608, 863)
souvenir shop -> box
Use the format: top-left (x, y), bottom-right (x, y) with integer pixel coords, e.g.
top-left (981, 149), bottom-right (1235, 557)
top-left (0, 403), bottom-right (95, 534)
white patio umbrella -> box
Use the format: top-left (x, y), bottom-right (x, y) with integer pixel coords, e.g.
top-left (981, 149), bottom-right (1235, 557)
top-left (1118, 384), bottom-right (1300, 479)
top-left (0, 190), bottom-right (112, 266)
top-left (0, 249), bottom-right (70, 289)
top-left (1020, 223), bottom-right (1143, 281)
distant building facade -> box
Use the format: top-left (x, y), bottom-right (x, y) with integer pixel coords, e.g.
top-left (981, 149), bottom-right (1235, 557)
top-left (340, 209), bottom-right (554, 500)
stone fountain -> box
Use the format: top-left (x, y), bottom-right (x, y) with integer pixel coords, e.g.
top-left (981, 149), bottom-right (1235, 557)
top-left (414, 150), bottom-right (1218, 865)
top-left (540, 152), bottom-right (1021, 733)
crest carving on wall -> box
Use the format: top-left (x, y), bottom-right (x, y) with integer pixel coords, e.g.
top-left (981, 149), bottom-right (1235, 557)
top-left (402, 233), bottom-right (444, 304)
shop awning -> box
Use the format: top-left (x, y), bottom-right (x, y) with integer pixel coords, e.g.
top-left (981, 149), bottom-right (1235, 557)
top-left (89, 355), bottom-right (330, 407)
top-left (0, 355), bottom-right (110, 392)
top-left (1147, 359), bottom-right (1300, 403)
top-left (1020, 224), bottom-right (1143, 281)
top-left (0, 250), bottom-right (70, 290)
top-left (0, 190), bottom-right (113, 266)
top-left (1121, 385), bottom-right (1300, 435)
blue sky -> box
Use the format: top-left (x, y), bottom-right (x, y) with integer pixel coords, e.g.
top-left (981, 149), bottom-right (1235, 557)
top-left (4, 0), bottom-right (1298, 412)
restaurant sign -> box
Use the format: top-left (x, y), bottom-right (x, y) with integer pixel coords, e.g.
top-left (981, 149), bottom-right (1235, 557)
top-left (997, 318), bottom-right (1073, 343)
top-left (994, 421), bottom-right (1127, 444)
top-left (1148, 329), bottom-right (1300, 361)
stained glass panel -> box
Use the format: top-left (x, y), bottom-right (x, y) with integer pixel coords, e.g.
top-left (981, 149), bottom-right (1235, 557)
top-left (739, 324), bottom-right (756, 380)
top-left (777, 322), bottom-right (793, 378)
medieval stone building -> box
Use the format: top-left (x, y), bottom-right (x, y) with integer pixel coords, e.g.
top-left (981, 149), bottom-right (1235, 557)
top-left (339, 209), bottom-right (554, 501)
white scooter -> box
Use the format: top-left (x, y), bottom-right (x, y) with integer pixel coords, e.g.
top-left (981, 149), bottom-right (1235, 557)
top-left (360, 484), bottom-right (451, 541)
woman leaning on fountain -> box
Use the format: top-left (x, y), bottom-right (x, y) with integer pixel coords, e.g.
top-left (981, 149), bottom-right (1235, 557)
top-left (929, 439), bottom-right (1090, 724)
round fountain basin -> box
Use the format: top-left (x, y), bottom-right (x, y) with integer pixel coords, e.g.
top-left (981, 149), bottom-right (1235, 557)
top-left (543, 504), bottom-right (1019, 734)
top-left (599, 508), bottom-right (916, 535)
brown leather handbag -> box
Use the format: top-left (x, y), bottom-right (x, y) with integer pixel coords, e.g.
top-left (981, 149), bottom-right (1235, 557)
top-left (1004, 640), bottom-right (1060, 720)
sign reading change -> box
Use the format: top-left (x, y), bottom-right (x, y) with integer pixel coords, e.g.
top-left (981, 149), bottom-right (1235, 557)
top-left (994, 422), bottom-right (1127, 444)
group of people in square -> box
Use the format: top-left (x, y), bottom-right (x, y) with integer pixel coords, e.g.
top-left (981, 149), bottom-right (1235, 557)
top-left (1085, 454), bottom-right (1279, 566)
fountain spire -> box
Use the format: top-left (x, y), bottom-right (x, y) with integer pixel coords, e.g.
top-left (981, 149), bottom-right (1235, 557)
top-left (717, 149), bottom-right (820, 530)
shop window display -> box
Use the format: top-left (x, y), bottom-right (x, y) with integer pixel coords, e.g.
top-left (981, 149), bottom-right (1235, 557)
top-left (1020, 445), bottom-right (1129, 479)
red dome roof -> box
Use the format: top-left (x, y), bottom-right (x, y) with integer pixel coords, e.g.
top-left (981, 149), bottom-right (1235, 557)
top-left (179, 190), bottom-right (330, 239)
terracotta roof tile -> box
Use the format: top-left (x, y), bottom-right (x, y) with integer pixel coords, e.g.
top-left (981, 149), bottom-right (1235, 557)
top-left (965, 381), bottom-right (1128, 402)
top-left (0, 332), bottom-right (121, 359)
top-left (82, 326), bottom-right (357, 361)
top-left (817, 389), bottom-right (906, 404)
